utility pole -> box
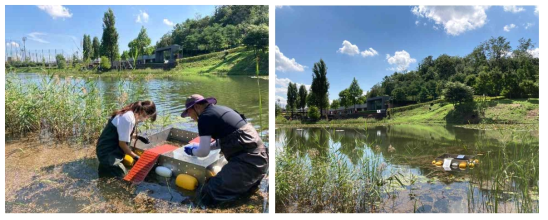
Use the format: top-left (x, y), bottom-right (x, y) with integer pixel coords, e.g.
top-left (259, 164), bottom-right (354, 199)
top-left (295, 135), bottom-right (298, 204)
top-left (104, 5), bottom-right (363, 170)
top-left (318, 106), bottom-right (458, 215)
top-left (22, 37), bottom-right (27, 61)
top-left (9, 40), bottom-right (13, 63)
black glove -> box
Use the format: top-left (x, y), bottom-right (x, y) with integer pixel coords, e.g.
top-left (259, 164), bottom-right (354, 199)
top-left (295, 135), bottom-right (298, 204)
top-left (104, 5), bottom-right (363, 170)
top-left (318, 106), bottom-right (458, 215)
top-left (136, 135), bottom-right (150, 144)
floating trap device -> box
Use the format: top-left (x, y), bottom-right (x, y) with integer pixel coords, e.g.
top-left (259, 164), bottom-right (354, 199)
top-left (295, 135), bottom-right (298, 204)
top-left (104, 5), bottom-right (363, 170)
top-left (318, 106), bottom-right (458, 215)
top-left (432, 153), bottom-right (479, 171)
top-left (128, 127), bottom-right (227, 185)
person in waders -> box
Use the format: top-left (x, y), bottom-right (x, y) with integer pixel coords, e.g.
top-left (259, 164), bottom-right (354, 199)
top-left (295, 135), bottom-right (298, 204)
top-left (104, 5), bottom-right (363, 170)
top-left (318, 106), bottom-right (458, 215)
top-left (180, 94), bottom-right (268, 206)
top-left (96, 101), bottom-right (157, 178)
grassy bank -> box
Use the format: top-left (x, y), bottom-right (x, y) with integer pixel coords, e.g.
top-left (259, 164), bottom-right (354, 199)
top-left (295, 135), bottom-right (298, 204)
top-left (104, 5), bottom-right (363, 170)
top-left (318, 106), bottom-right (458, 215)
top-left (8, 47), bottom-right (268, 76)
top-left (277, 98), bottom-right (539, 130)
top-left (177, 47), bottom-right (268, 75)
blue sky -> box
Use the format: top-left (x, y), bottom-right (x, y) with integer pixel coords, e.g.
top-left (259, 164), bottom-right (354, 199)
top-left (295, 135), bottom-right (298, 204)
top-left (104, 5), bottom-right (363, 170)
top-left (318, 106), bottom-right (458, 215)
top-left (5, 5), bottom-right (215, 61)
top-left (275, 6), bottom-right (540, 106)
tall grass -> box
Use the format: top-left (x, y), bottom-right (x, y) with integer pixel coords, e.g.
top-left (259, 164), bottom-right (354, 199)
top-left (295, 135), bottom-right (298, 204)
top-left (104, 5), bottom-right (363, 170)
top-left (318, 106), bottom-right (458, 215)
top-left (5, 70), bottom-right (186, 144)
top-left (5, 71), bottom-right (109, 143)
top-left (276, 128), bottom-right (399, 213)
top-left (276, 127), bottom-right (539, 213)
top-left (467, 132), bottom-right (539, 213)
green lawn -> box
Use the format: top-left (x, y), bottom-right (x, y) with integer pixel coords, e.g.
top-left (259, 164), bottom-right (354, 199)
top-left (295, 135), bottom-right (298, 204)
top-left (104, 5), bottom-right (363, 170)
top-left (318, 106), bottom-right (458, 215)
top-left (8, 47), bottom-right (269, 76)
top-left (277, 98), bottom-right (539, 128)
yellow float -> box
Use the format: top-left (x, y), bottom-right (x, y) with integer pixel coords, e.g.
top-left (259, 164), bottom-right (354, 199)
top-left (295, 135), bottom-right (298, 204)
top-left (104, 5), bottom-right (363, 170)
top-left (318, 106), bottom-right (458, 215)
top-left (122, 154), bottom-right (134, 167)
top-left (459, 162), bottom-right (467, 169)
top-left (176, 174), bottom-right (199, 191)
top-left (435, 161), bottom-right (443, 166)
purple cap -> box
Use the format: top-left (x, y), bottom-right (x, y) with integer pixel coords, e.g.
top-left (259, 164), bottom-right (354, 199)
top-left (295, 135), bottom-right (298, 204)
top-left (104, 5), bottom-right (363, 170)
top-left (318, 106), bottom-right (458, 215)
top-left (180, 94), bottom-right (217, 117)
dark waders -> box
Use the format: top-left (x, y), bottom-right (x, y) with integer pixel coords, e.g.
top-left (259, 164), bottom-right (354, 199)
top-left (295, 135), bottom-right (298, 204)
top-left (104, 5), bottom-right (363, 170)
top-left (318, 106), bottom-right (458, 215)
top-left (96, 118), bottom-right (128, 178)
top-left (199, 123), bottom-right (268, 206)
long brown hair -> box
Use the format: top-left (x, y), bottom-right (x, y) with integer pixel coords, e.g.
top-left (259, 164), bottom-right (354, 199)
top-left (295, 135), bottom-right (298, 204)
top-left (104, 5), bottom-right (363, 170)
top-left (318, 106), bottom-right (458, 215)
top-left (111, 100), bottom-right (157, 122)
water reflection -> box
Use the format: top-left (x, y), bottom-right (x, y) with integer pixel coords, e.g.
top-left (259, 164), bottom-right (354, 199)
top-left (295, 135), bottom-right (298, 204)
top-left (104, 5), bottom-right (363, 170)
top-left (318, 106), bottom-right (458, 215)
top-left (15, 73), bottom-right (269, 131)
top-left (276, 125), bottom-right (539, 213)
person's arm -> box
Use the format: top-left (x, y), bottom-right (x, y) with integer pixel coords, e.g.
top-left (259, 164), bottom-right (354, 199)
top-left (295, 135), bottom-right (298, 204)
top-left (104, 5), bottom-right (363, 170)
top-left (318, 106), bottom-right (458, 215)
top-left (119, 141), bottom-right (138, 158)
top-left (116, 112), bottom-right (138, 158)
top-left (192, 136), bottom-right (214, 157)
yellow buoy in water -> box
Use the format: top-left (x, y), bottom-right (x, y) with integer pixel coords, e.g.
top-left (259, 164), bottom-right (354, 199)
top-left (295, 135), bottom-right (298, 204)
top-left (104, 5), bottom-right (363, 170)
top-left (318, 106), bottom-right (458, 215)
top-left (432, 160), bottom-right (436, 165)
top-left (122, 155), bottom-right (134, 167)
top-left (473, 159), bottom-right (479, 164)
top-left (468, 162), bottom-right (475, 168)
top-left (176, 174), bottom-right (198, 191)
top-left (459, 162), bottom-right (467, 169)
top-left (435, 161), bottom-right (443, 166)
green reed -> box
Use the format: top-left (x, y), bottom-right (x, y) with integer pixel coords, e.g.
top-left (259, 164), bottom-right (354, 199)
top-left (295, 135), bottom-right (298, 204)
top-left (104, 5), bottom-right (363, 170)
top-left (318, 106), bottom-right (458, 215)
top-left (5, 70), bottom-right (111, 143)
top-left (467, 132), bottom-right (539, 213)
top-left (276, 128), bottom-right (395, 213)
top-left (5, 70), bottom-right (185, 144)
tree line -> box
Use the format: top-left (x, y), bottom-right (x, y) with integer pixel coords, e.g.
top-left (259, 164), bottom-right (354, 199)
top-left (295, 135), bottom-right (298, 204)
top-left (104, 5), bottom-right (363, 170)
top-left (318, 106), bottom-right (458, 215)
top-left (281, 36), bottom-right (538, 121)
top-left (80, 6), bottom-right (268, 69)
top-left (284, 59), bottom-right (330, 120)
top-left (154, 5), bottom-right (268, 57)
top-left (367, 36), bottom-right (539, 102)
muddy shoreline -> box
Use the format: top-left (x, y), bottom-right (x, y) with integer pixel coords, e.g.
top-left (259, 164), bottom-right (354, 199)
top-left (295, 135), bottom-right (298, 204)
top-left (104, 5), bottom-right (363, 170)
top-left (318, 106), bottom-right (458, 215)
top-left (5, 136), bottom-right (268, 213)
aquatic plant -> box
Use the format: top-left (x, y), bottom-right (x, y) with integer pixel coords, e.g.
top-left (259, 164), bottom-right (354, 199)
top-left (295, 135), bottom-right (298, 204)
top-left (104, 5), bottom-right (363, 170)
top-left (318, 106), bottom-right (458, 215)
top-left (467, 132), bottom-right (539, 213)
top-left (275, 128), bottom-right (396, 213)
top-left (5, 70), bottom-right (189, 144)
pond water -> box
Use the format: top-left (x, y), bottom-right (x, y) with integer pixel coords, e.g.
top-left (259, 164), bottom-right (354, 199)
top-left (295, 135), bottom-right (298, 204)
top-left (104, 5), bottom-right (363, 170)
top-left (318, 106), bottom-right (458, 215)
top-left (13, 72), bottom-right (268, 132)
top-left (275, 125), bottom-right (539, 213)
top-left (5, 72), bottom-right (269, 213)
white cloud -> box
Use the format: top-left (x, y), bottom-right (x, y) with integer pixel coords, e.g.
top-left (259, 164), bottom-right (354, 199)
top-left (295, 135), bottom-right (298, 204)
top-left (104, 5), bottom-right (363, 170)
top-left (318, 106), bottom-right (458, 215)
top-left (528, 48), bottom-right (539, 58)
top-left (503, 24), bottom-right (516, 32)
top-left (524, 23), bottom-right (534, 29)
top-left (163, 19), bottom-right (174, 26)
top-left (275, 74), bottom-right (311, 96)
top-left (275, 46), bottom-right (306, 72)
top-left (276, 96), bottom-right (287, 106)
top-left (535, 6), bottom-right (539, 16)
top-left (275, 75), bottom-right (292, 88)
top-left (338, 40), bottom-right (378, 58)
top-left (415, 20), bottom-right (419, 25)
top-left (37, 5), bottom-right (72, 19)
top-left (360, 48), bottom-right (378, 57)
top-left (503, 6), bottom-right (525, 13)
top-left (433, 25), bottom-right (439, 30)
top-left (6, 41), bottom-right (20, 48)
top-left (276, 6), bottom-right (289, 9)
top-left (386, 50), bottom-right (416, 72)
top-left (337, 40), bottom-right (360, 56)
top-left (136, 10), bottom-right (149, 23)
top-left (28, 32), bottom-right (49, 43)
top-left (412, 6), bottom-right (489, 36)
